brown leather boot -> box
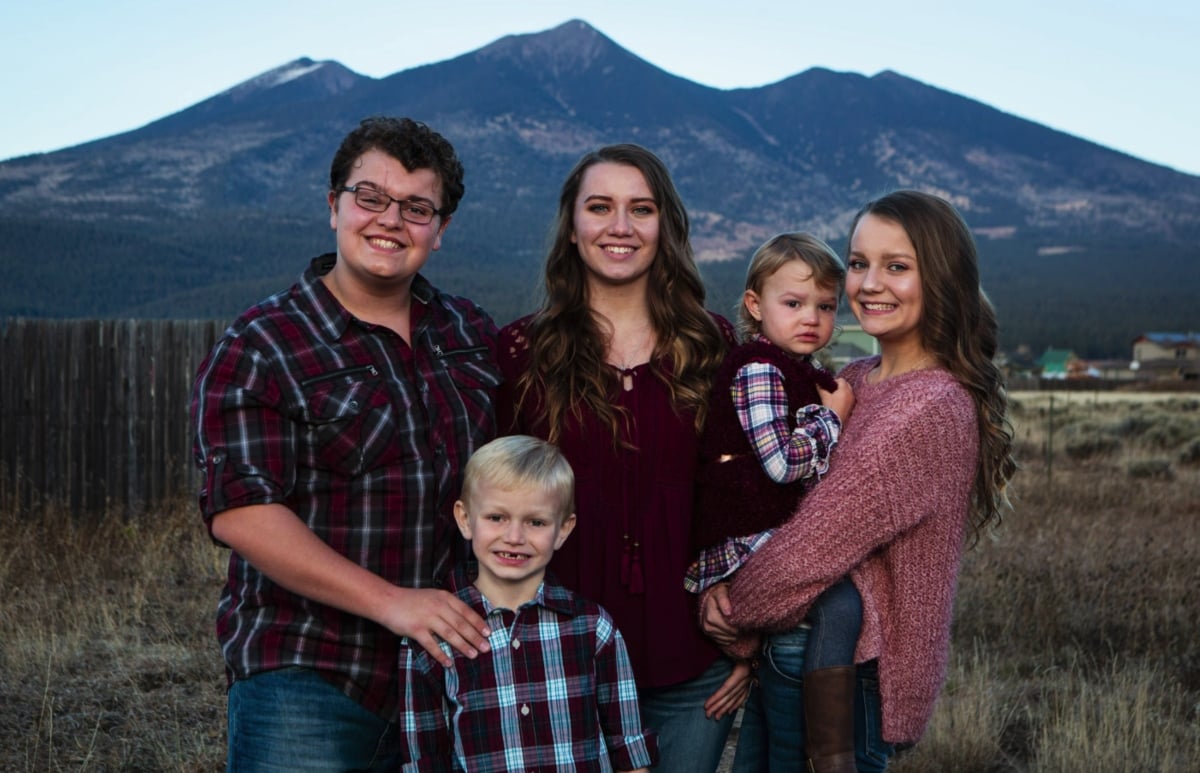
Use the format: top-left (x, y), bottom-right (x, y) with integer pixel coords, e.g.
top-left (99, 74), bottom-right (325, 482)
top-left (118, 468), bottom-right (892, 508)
top-left (804, 665), bottom-right (858, 773)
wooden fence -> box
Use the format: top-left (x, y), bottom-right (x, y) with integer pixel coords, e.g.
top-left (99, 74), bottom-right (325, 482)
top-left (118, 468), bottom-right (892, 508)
top-left (0, 318), bottom-right (226, 518)
top-left (6, 318), bottom-right (1198, 520)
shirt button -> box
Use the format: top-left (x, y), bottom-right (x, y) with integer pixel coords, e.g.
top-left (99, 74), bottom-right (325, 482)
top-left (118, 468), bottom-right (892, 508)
top-left (521, 704), bottom-right (530, 716)
top-left (511, 639), bottom-right (521, 649)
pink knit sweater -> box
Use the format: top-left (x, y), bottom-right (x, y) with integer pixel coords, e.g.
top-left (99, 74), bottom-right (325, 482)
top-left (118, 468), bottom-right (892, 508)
top-left (726, 356), bottom-right (978, 745)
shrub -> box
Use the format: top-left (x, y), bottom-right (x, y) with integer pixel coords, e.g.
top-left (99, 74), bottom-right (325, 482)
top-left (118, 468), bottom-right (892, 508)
top-left (1114, 413), bottom-right (1156, 437)
top-left (1127, 458), bottom-right (1174, 480)
top-left (1140, 415), bottom-right (1200, 450)
top-left (1064, 436), bottom-right (1120, 460)
top-left (1178, 439), bottom-right (1200, 466)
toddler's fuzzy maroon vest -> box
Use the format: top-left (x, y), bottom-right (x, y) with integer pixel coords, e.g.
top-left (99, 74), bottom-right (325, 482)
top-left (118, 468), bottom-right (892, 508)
top-left (692, 339), bottom-right (838, 552)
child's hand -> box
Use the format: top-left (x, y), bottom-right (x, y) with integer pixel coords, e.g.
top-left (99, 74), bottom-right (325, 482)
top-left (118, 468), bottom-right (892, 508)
top-left (818, 377), bottom-right (855, 421)
top-left (703, 659), bottom-right (754, 720)
top-left (699, 583), bottom-right (739, 646)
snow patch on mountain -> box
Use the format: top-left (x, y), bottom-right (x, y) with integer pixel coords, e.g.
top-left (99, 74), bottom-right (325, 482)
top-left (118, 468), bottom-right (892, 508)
top-left (222, 58), bottom-right (325, 98)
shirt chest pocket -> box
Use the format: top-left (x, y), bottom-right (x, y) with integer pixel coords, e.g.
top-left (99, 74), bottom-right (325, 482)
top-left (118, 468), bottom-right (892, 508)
top-left (439, 346), bottom-right (503, 442)
top-left (441, 346), bottom-right (503, 390)
top-left (300, 366), bottom-right (402, 476)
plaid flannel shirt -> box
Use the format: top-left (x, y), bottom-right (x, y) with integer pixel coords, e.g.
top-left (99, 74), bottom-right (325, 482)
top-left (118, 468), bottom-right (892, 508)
top-left (191, 254), bottom-right (500, 717)
top-left (399, 565), bottom-right (657, 771)
top-left (686, 354), bottom-right (840, 594)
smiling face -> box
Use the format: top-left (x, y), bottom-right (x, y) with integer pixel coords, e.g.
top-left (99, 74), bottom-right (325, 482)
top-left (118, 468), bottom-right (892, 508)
top-left (327, 148), bottom-right (449, 296)
top-left (846, 213), bottom-right (925, 351)
top-left (454, 481), bottom-right (576, 608)
top-left (569, 162), bottom-right (660, 292)
top-left (744, 260), bottom-right (839, 356)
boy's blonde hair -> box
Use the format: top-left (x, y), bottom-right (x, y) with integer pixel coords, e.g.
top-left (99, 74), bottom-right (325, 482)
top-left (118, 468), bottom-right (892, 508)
top-left (737, 232), bottom-right (846, 340)
top-left (461, 436), bottom-right (575, 520)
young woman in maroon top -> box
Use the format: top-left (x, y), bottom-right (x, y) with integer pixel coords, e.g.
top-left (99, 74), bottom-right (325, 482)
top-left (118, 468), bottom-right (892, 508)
top-left (496, 144), bottom-right (751, 772)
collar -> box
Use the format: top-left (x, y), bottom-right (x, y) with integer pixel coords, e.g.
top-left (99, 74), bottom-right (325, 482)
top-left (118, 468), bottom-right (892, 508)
top-left (747, 334), bottom-right (814, 364)
top-left (448, 561), bottom-right (580, 618)
top-left (296, 253), bottom-right (436, 341)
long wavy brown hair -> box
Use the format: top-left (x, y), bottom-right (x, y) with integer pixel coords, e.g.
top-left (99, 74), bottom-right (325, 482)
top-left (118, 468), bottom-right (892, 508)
top-left (848, 190), bottom-right (1017, 537)
top-left (516, 144), bottom-right (728, 445)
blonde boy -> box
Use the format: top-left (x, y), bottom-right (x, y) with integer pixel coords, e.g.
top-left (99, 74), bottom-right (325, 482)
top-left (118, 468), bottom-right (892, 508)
top-left (398, 435), bottom-right (657, 772)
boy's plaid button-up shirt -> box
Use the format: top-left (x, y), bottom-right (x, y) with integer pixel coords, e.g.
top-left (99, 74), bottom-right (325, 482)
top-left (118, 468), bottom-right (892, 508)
top-left (399, 564), bottom-right (658, 771)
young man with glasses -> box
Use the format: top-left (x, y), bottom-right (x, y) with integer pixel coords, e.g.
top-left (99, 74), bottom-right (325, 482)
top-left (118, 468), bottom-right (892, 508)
top-left (191, 116), bottom-right (502, 771)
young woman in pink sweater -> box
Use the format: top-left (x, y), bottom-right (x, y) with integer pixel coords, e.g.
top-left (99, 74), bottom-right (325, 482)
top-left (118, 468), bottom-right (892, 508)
top-left (702, 190), bottom-right (1017, 771)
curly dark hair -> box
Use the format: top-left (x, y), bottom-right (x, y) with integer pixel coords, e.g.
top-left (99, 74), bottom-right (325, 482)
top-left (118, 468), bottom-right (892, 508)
top-left (328, 116), bottom-right (465, 216)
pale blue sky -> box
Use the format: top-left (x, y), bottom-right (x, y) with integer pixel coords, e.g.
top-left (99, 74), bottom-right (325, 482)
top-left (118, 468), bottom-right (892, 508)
top-left (2, 1), bottom-right (1196, 174)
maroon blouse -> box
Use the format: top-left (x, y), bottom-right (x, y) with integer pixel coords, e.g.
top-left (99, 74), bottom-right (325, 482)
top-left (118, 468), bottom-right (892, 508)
top-left (495, 314), bottom-right (731, 688)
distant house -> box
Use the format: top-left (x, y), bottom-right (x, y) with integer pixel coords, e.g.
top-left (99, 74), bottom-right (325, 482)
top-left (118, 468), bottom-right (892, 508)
top-left (1087, 359), bottom-right (1138, 381)
top-left (1038, 348), bottom-right (1088, 379)
top-left (825, 324), bottom-right (880, 371)
top-left (1131, 332), bottom-right (1200, 380)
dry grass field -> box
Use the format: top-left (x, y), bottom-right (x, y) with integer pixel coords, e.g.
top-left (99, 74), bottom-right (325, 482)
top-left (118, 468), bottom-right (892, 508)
top-left (2, 390), bottom-right (1197, 771)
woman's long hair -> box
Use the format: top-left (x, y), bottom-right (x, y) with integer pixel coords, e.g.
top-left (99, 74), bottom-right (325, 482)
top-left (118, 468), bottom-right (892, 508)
top-left (849, 190), bottom-right (1017, 537)
top-left (517, 144), bottom-right (727, 445)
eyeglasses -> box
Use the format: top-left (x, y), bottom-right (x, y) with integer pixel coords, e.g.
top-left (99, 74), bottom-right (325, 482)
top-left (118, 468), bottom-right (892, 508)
top-left (337, 185), bottom-right (443, 225)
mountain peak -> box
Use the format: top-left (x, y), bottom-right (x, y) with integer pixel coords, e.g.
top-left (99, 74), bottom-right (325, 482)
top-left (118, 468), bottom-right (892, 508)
top-left (220, 58), bottom-right (363, 101)
top-left (127, 57), bottom-right (367, 135)
top-left (476, 19), bottom-right (619, 75)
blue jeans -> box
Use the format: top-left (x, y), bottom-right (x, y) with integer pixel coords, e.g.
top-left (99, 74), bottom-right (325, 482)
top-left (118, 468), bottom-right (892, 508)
top-left (805, 578), bottom-right (862, 672)
top-left (638, 655), bottom-right (738, 773)
top-left (226, 667), bottom-right (402, 772)
top-left (733, 627), bottom-right (894, 772)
